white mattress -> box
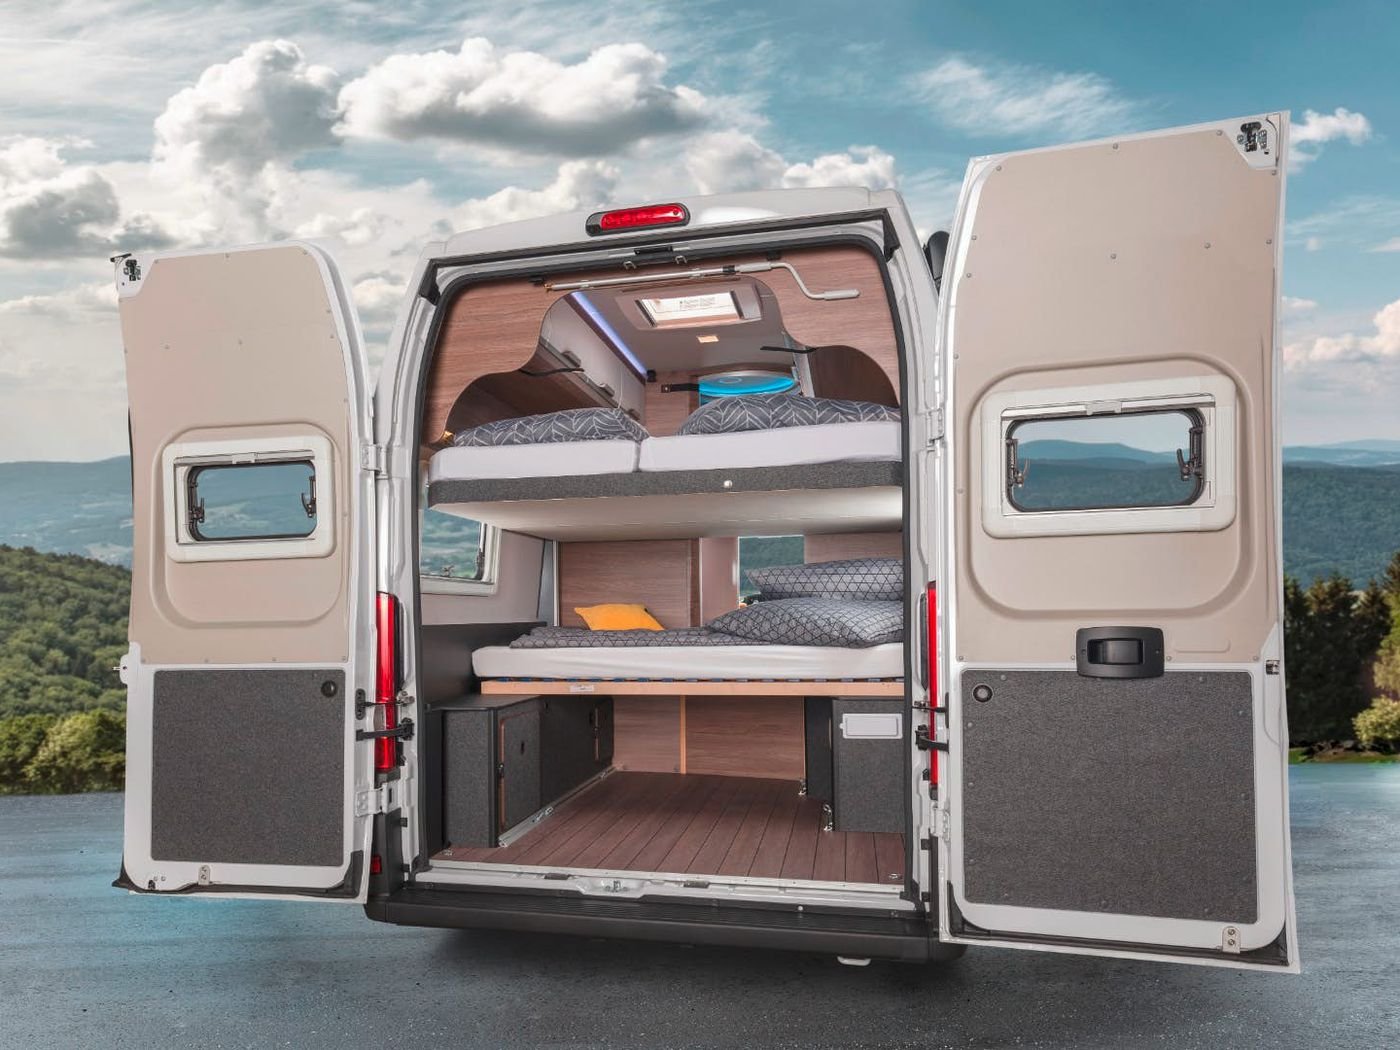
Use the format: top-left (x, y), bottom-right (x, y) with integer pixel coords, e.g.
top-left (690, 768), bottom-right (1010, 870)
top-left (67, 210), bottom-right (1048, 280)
top-left (637, 421), bottom-right (900, 472)
top-left (428, 439), bottom-right (639, 482)
top-left (472, 642), bottom-right (904, 681)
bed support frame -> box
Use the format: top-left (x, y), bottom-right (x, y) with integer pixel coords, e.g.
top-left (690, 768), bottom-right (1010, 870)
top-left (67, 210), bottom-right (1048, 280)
top-left (480, 679), bottom-right (905, 697)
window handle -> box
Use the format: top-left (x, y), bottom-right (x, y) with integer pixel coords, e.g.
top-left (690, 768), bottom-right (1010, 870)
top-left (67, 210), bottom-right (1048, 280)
top-left (1006, 437), bottom-right (1030, 489)
top-left (1175, 423), bottom-right (1204, 481)
top-left (300, 475), bottom-right (318, 518)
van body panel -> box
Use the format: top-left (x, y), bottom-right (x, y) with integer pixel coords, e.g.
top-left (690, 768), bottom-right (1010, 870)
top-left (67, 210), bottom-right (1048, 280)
top-left (936, 115), bottom-right (1297, 969)
top-left (117, 243), bottom-right (375, 900)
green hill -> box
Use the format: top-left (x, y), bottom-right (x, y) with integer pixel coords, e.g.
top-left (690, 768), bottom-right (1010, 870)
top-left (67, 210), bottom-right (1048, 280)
top-left (0, 545), bottom-right (129, 719)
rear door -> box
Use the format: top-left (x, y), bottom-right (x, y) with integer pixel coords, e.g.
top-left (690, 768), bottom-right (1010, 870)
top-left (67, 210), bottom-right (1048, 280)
top-left (116, 243), bottom-right (377, 900)
top-left (936, 115), bottom-right (1297, 968)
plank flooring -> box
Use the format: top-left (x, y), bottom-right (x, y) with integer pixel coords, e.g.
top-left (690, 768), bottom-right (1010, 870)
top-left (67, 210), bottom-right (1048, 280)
top-left (434, 772), bottom-right (906, 886)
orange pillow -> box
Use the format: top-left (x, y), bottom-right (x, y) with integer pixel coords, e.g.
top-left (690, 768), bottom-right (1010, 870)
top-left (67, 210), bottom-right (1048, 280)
top-left (574, 603), bottom-right (663, 631)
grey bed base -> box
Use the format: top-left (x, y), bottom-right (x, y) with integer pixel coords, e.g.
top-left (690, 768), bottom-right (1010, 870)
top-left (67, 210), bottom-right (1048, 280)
top-left (427, 459), bottom-right (902, 507)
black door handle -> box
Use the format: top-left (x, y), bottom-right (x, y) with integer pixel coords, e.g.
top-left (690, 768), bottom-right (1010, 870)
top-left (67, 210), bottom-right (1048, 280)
top-left (1076, 627), bottom-right (1164, 679)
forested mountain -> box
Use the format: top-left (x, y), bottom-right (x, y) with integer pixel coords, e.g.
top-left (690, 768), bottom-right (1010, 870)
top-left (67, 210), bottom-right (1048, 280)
top-left (2, 448), bottom-right (1400, 586)
top-left (0, 545), bottom-right (128, 718)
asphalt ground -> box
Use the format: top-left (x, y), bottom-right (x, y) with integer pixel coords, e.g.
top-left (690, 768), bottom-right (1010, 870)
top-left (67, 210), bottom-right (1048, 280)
top-left (2, 764), bottom-right (1396, 1049)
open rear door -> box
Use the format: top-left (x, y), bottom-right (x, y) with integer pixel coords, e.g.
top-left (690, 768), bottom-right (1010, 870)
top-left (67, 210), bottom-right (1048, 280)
top-left (115, 243), bottom-right (376, 900)
top-left (938, 115), bottom-right (1296, 968)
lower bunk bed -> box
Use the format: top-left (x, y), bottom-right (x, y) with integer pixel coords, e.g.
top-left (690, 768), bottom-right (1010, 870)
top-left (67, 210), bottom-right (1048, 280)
top-left (428, 630), bottom-right (911, 888)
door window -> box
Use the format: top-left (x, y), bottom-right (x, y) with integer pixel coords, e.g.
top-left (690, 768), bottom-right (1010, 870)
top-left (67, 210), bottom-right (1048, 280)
top-left (1005, 410), bottom-right (1204, 512)
top-left (187, 460), bottom-right (318, 541)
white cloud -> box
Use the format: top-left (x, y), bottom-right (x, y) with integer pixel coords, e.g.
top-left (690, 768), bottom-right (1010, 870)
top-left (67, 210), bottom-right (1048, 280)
top-left (0, 280), bottom-right (115, 317)
top-left (153, 40), bottom-right (341, 177)
top-left (1289, 107), bottom-right (1372, 170)
top-left (0, 136), bottom-right (172, 259)
top-left (781, 146), bottom-right (896, 190)
top-left (1284, 297), bottom-right (1400, 369)
top-left (338, 38), bottom-right (708, 156)
top-left (684, 133), bottom-right (897, 195)
top-left (1282, 296), bottom-right (1318, 315)
top-left (684, 131), bottom-right (786, 195)
top-left (1370, 237), bottom-right (1400, 253)
top-left (452, 159), bottom-right (619, 230)
top-left (913, 56), bottom-right (1136, 139)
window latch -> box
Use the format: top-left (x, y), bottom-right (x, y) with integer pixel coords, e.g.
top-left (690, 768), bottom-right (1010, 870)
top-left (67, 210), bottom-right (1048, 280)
top-left (185, 472), bottom-right (205, 528)
top-left (300, 475), bottom-right (317, 519)
top-left (1175, 423), bottom-right (1204, 481)
top-left (1006, 437), bottom-right (1029, 489)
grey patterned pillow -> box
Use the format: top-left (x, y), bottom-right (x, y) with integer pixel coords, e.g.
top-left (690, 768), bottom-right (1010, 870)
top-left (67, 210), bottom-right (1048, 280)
top-left (454, 407), bottom-right (648, 447)
top-left (676, 393), bottom-right (899, 436)
top-left (510, 626), bottom-right (752, 648)
top-left (707, 598), bottom-right (904, 648)
top-left (748, 558), bottom-right (904, 601)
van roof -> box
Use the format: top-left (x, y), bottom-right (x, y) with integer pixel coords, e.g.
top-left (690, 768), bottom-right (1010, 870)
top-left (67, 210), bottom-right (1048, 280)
top-left (433, 186), bottom-right (898, 263)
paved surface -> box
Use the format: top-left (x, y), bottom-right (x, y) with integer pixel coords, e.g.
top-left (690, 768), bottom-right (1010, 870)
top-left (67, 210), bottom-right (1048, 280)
top-left (2, 765), bottom-right (1397, 1049)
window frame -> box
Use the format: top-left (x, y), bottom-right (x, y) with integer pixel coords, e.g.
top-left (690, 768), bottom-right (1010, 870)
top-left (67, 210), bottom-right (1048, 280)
top-left (979, 375), bottom-right (1238, 539)
top-left (1003, 406), bottom-right (1207, 514)
top-left (162, 434), bottom-right (335, 562)
top-left (417, 479), bottom-right (500, 596)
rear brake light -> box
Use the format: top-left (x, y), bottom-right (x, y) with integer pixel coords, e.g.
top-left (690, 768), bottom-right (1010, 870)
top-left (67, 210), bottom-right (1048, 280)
top-left (586, 203), bottom-right (688, 235)
top-left (927, 582), bottom-right (939, 787)
top-left (375, 592), bottom-right (399, 772)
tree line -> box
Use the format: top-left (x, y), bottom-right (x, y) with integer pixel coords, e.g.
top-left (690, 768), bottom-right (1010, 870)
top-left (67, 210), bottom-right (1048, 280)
top-left (1, 543), bottom-right (1399, 794)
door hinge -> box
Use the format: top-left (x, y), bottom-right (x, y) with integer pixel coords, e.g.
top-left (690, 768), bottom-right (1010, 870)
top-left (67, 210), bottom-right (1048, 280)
top-left (360, 443), bottom-right (388, 476)
top-left (355, 777), bottom-right (410, 817)
top-left (914, 725), bottom-right (947, 752)
top-left (356, 717), bottom-right (414, 743)
top-left (924, 407), bottom-right (945, 443)
top-left (1220, 925), bottom-right (1242, 954)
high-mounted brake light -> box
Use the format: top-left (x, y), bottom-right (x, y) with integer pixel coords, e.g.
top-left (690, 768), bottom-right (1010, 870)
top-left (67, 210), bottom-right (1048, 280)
top-left (374, 592), bottom-right (399, 772)
top-left (586, 203), bottom-right (689, 235)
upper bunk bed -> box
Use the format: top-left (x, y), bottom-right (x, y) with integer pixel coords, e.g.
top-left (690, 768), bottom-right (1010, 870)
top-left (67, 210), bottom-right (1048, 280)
top-left (419, 243), bottom-right (906, 542)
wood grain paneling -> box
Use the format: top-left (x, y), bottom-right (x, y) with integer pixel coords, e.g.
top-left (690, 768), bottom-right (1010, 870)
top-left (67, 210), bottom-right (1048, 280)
top-left (806, 345), bottom-right (898, 406)
top-left (612, 697), bottom-right (681, 773)
top-left (559, 540), bottom-right (694, 629)
top-left (436, 771), bottom-right (906, 886)
top-left (804, 532), bottom-right (905, 563)
top-left (421, 244), bottom-right (901, 446)
top-left (684, 697), bottom-right (805, 780)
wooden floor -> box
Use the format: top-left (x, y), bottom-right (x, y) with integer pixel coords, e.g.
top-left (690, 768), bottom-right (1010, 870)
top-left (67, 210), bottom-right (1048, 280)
top-left (434, 772), bottom-right (906, 886)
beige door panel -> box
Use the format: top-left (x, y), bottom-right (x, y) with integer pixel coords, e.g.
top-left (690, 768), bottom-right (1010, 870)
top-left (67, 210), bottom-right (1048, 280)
top-left (121, 246), bottom-right (360, 664)
top-left (949, 122), bottom-right (1282, 664)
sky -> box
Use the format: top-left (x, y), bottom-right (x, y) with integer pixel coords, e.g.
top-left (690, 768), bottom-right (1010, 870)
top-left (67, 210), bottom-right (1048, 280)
top-left (1, 0), bottom-right (1397, 461)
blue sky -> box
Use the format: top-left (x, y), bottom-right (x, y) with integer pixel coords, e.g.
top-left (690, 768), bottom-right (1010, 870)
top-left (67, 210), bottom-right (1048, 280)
top-left (1, 0), bottom-right (1397, 459)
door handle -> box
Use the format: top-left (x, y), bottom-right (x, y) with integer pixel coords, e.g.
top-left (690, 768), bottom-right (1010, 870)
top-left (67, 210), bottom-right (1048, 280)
top-left (1075, 627), bottom-right (1164, 679)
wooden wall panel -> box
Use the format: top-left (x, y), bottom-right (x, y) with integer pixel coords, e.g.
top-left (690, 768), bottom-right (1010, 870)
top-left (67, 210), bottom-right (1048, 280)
top-left (421, 244), bottom-right (901, 446)
top-left (613, 698), bottom-right (682, 773)
top-left (804, 532), bottom-right (904, 563)
top-left (559, 540), bottom-right (695, 628)
top-left (684, 698), bottom-right (805, 780)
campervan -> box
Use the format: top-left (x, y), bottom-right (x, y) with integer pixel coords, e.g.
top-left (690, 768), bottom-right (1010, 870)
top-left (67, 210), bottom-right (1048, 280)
top-left (113, 114), bottom-right (1298, 970)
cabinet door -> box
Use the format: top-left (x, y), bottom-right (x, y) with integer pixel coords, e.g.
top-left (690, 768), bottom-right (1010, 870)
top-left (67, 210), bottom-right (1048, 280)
top-left (498, 708), bottom-right (542, 831)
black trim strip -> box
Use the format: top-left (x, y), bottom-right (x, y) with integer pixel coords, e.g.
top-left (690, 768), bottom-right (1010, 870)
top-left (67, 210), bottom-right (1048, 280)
top-left (367, 885), bottom-right (961, 962)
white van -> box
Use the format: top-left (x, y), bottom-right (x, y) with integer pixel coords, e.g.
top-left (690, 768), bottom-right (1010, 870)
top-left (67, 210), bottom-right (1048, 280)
top-left (113, 113), bottom-right (1298, 970)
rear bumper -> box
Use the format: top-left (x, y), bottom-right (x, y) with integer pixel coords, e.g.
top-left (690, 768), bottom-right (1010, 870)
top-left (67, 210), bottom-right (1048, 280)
top-left (366, 885), bottom-right (962, 962)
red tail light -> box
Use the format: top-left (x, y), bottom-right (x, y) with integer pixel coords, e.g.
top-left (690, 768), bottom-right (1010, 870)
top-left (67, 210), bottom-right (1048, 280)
top-left (375, 592), bottom-right (398, 772)
top-left (927, 582), bottom-right (939, 787)
top-left (586, 203), bottom-right (688, 235)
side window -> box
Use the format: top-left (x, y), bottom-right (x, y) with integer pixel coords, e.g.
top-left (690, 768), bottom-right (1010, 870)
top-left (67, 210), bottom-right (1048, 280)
top-left (980, 376), bottom-right (1237, 538)
top-left (187, 461), bottom-right (318, 541)
top-left (1006, 410), bottom-right (1204, 512)
top-left (163, 435), bottom-right (334, 562)
top-left (738, 535), bottom-right (805, 600)
top-left (420, 483), bottom-right (497, 590)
